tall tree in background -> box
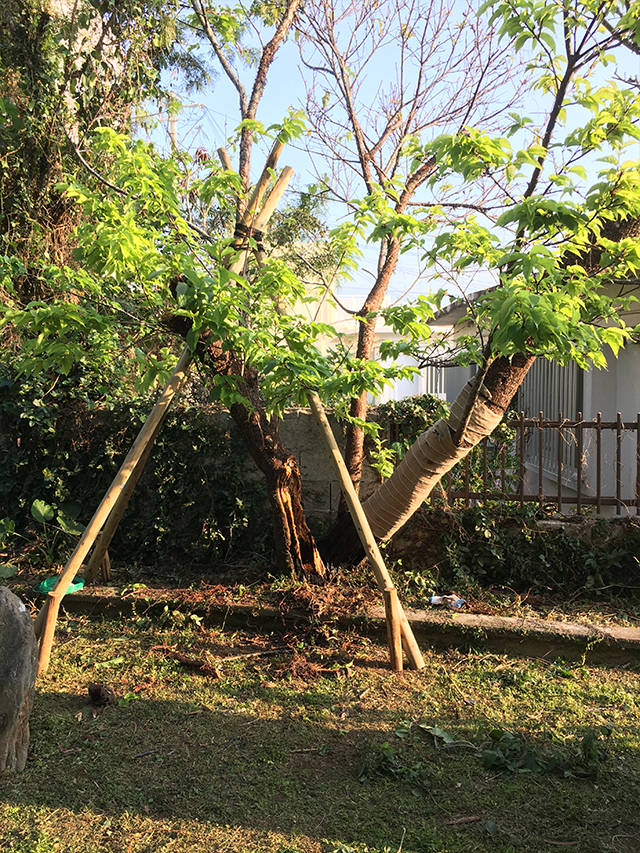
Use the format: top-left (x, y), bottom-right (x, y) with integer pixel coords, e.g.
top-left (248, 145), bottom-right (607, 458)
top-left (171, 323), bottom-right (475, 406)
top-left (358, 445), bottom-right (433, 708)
top-left (321, 0), bottom-right (640, 563)
top-left (296, 0), bottom-right (523, 491)
top-left (0, 0), bottom-right (206, 266)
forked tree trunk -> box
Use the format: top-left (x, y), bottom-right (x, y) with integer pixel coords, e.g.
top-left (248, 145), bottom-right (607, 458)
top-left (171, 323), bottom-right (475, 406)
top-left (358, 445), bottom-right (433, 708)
top-left (318, 352), bottom-right (535, 566)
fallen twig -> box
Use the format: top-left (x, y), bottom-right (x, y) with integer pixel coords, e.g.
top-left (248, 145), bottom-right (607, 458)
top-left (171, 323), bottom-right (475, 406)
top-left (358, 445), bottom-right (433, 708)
top-left (149, 645), bottom-right (222, 677)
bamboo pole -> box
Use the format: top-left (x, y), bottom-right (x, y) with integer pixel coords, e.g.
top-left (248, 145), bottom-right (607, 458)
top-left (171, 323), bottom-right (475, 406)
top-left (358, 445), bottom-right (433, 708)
top-left (245, 138), bottom-right (285, 216)
top-left (35, 346), bottom-right (193, 673)
top-left (82, 414), bottom-right (165, 583)
top-left (306, 393), bottom-right (424, 670)
top-left (217, 147), bottom-right (233, 171)
top-left (249, 168), bottom-right (424, 671)
top-left (384, 586), bottom-right (403, 672)
top-left (37, 147), bottom-right (290, 674)
top-left (82, 165), bottom-right (291, 584)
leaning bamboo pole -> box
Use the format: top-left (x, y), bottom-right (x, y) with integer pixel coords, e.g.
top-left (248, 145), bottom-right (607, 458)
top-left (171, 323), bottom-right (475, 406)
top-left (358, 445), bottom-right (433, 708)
top-left (36, 143), bottom-right (289, 674)
top-left (83, 145), bottom-right (286, 584)
top-left (34, 346), bottom-right (194, 672)
top-left (307, 393), bottom-right (424, 670)
top-left (251, 174), bottom-right (424, 671)
top-left (82, 415), bottom-right (165, 583)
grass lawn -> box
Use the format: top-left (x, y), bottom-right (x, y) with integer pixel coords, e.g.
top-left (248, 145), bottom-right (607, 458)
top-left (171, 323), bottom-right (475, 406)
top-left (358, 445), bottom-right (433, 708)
top-left (1, 607), bottom-right (639, 853)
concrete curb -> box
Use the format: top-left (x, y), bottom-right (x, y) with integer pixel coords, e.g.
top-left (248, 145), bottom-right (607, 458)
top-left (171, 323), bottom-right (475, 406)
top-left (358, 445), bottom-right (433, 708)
top-left (370, 607), bottom-right (640, 666)
top-left (20, 586), bottom-right (640, 666)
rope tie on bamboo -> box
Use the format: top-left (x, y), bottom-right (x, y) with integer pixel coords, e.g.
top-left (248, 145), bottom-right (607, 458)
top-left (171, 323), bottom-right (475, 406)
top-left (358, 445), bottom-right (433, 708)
top-left (233, 222), bottom-right (265, 253)
top-left (363, 378), bottom-right (504, 540)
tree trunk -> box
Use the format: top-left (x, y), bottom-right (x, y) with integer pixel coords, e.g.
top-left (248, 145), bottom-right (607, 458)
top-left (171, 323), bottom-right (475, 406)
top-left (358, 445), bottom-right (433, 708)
top-left (195, 336), bottom-right (326, 581)
top-left (228, 395), bottom-right (327, 582)
top-left (342, 238), bottom-right (402, 488)
top-left (318, 352), bottom-right (535, 566)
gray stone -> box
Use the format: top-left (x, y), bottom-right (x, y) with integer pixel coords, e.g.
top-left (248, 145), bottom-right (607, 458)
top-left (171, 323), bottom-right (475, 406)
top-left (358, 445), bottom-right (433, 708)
top-left (0, 587), bottom-right (38, 772)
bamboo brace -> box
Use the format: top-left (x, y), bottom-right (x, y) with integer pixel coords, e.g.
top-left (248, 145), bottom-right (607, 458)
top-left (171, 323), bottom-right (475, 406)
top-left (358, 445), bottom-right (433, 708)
top-left (34, 347), bottom-right (193, 673)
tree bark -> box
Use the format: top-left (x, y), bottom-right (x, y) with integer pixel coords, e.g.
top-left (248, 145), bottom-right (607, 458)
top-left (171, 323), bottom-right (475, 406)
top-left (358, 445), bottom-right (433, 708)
top-left (343, 237), bottom-right (402, 489)
top-left (318, 352), bottom-right (535, 566)
top-left (191, 336), bottom-right (327, 582)
top-left (228, 392), bottom-right (326, 582)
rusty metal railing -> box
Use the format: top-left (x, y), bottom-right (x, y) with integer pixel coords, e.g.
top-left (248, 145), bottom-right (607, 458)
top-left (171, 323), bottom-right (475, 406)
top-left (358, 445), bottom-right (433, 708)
top-left (427, 413), bottom-right (640, 515)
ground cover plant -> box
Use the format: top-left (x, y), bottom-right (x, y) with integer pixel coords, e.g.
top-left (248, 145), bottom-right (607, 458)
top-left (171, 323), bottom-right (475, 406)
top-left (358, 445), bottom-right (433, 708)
top-left (1, 606), bottom-right (639, 853)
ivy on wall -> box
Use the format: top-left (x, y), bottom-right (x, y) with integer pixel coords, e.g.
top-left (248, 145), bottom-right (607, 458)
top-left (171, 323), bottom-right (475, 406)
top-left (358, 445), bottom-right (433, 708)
top-left (0, 383), bottom-right (272, 568)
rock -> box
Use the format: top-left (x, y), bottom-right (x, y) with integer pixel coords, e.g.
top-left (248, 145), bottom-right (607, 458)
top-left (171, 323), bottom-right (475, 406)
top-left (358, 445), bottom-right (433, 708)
top-left (88, 683), bottom-right (116, 708)
top-left (0, 587), bottom-right (38, 772)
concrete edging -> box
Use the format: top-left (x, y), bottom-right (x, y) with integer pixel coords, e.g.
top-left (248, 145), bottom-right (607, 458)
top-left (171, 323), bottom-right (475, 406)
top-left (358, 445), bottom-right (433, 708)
top-left (20, 586), bottom-right (640, 666)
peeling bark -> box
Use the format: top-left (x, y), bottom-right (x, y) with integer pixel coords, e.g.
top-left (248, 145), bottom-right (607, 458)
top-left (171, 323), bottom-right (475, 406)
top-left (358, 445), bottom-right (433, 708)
top-left (228, 393), bottom-right (326, 582)
top-left (184, 336), bottom-right (327, 581)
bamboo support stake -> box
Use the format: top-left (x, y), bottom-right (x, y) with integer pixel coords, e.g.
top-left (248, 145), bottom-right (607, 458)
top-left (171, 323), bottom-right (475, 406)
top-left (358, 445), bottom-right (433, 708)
top-left (307, 392), bottom-right (424, 670)
top-left (82, 414), bottom-right (165, 583)
top-left (244, 138), bottom-right (285, 216)
top-left (252, 168), bottom-right (294, 231)
top-left (248, 168), bottom-right (424, 671)
top-left (217, 147), bottom-right (233, 172)
top-left (35, 346), bottom-right (193, 673)
top-left (383, 586), bottom-right (403, 672)
top-left (37, 142), bottom-right (293, 675)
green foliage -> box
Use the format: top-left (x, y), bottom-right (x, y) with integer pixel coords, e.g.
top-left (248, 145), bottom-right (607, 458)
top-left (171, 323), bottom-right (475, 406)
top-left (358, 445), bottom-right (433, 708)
top-left (428, 722), bottom-right (612, 779)
top-left (0, 395), bottom-right (273, 568)
top-left (433, 505), bottom-right (640, 595)
top-left (2, 128), bottom-right (423, 417)
top-left (357, 741), bottom-right (432, 791)
top-left (0, 0), bottom-right (206, 261)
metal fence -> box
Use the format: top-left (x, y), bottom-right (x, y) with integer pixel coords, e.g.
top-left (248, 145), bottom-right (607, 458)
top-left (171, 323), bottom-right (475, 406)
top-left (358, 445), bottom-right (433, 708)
top-left (431, 412), bottom-right (640, 515)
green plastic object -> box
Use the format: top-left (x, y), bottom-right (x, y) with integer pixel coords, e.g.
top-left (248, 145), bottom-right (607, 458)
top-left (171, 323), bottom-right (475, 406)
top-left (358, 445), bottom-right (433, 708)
top-left (36, 576), bottom-right (85, 596)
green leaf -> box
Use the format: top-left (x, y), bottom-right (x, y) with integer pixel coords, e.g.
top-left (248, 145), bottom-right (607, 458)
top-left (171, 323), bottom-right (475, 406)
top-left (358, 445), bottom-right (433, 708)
top-left (485, 820), bottom-right (498, 835)
top-left (57, 514), bottom-right (86, 536)
top-left (31, 499), bottom-right (55, 524)
top-left (420, 725), bottom-right (455, 744)
top-left (0, 564), bottom-right (18, 579)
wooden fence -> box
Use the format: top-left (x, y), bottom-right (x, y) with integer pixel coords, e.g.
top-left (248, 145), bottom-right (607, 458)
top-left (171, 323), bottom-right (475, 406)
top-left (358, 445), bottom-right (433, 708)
top-left (430, 412), bottom-right (640, 515)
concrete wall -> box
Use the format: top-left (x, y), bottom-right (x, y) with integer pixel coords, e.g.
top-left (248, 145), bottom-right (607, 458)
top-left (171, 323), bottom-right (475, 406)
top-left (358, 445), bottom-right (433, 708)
top-left (224, 408), bottom-right (382, 528)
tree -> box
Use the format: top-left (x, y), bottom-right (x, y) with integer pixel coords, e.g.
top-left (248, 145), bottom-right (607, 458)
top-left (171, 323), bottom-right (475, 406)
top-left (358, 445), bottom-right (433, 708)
top-left (0, 0), bottom-right (206, 265)
top-left (4, 0), bottom-right (640, 579)
top-left (320, 0), bottom-right (640, 563)
top-left (295, 0), bottom-right (525, 490)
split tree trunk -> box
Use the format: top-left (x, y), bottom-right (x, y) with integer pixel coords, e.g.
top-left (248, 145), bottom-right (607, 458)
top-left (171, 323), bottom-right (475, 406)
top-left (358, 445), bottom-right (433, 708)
top-left (196, 339), bottom-right (327, 582)
top-left (228, 393), bottom-right (326, 582)
top-left (318, 352), bottom-right (535, 566)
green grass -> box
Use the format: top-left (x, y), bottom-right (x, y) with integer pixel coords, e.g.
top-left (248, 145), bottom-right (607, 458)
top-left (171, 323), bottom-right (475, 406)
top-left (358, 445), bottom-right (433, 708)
top-left (1, 611), bottom-right (639, 853)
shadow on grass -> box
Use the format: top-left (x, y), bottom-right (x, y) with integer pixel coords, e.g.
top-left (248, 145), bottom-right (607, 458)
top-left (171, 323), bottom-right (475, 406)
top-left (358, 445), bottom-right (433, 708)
top-left (2, 687), bottom-right (419, 850)
top-left (2, 617), bottom-right (640, 853)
